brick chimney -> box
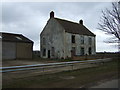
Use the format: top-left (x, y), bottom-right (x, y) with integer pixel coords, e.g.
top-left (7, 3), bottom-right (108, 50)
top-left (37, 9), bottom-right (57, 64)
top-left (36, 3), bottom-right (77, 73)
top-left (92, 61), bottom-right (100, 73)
top-left (50, 11), bottom-right (54, 18)
top-left (79, 20), bottom-right (83, 25)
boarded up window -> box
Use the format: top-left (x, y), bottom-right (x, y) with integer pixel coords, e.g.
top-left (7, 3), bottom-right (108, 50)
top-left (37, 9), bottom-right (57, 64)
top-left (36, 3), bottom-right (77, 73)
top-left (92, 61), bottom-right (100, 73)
top-left (52, 47), bottom-right (55, 56)
top-left (72, 47), bottom-right (76, 55)
top-left (81, 47), bottom-right (84, 55)
top-left (43, 48), bottom-right (46, 56)
top-left (72, 35), bottom-right (75, 43)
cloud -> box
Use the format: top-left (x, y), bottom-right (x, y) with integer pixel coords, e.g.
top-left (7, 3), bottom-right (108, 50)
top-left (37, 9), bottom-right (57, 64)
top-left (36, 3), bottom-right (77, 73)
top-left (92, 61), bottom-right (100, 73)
top-left (2, 2), bottom-right (117, 52)
top-left (94, 30), bottom-right (118, 52)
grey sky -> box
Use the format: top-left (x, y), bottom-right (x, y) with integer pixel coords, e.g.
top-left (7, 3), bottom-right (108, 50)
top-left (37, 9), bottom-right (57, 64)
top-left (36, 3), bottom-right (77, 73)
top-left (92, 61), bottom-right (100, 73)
top-left (1, 2), bottom-right (118, 52)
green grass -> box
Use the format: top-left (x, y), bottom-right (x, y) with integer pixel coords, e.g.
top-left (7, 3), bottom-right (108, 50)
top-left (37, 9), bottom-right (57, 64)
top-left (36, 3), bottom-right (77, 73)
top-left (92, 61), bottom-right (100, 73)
top-left (3, 60), bottom-right (119, 88)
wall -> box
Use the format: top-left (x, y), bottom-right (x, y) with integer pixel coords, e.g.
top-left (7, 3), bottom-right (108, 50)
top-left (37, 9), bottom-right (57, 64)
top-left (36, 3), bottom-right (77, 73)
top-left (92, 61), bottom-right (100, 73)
top-left (40, 18), bottom-right (65, 59)
top-left (2, 42), bottom-right (16, 60)
top-left (40, 18), bottom-right (96, 59)
top-left (16, 42), bottom-right (33, 59)
top-left (65, 32), bottom-right (96, 58)
top-left (0, 40), bottom-right (2, 61)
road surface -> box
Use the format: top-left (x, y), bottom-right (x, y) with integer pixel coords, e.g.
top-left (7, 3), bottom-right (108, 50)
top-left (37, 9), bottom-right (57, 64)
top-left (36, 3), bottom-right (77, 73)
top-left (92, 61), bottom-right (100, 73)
top-left (90, 79), bottom-right (119, 88)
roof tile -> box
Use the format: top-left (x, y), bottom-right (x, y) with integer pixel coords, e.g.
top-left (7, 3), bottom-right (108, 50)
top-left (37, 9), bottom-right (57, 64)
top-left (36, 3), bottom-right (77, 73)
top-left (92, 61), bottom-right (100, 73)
top-left (0, 32), bottom-right (33, 43)
top-left (55, 18), bottom-right (95, 36)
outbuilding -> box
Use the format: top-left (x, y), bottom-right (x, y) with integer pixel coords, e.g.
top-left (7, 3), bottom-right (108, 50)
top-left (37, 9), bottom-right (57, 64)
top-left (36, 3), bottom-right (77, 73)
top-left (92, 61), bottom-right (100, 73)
top-left (0, 32), bottom-right (33, 60)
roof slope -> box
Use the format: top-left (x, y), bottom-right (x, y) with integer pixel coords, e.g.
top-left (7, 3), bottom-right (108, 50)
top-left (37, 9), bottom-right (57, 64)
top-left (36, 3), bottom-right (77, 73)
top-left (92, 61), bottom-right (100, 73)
top-left (0, 32), bottom-right (33, 43)
top-left (55, 18), bottom-right (95, 36)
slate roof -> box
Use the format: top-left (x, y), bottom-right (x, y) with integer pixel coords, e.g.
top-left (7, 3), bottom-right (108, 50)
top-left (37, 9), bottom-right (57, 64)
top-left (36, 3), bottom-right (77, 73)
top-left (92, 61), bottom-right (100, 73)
top-left (55, 18), bottom-right (95, 36)
top-left (0, 32), bottom-right (33, 43)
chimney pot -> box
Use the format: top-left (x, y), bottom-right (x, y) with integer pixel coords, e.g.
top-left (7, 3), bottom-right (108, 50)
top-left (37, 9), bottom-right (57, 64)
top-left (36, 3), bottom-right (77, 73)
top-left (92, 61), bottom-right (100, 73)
top-left (79, 20), bottom-right (83, 25)
top-left (50, 11), bottom-right (54, 18)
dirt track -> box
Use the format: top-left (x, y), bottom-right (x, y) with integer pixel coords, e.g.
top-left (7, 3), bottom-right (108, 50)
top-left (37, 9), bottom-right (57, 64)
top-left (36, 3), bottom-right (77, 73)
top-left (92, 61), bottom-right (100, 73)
top-left (2, 63), bottom-right (97, 84)
top-left (2, 60), bottom-right (118, 88)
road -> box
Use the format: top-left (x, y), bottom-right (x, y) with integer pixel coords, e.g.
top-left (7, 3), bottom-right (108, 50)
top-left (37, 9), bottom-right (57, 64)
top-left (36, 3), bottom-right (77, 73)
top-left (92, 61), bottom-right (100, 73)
top-left (2, 58), bottom-right (118, 88)
top-left (90, 79), bottom-right (119, 88)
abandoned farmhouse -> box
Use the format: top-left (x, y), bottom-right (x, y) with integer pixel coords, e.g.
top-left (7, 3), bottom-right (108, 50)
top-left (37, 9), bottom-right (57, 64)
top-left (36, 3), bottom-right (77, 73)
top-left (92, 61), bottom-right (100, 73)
top-left (0, 32), bottom-right (33, 60)
top-left (40, 11), bottom-right (96, 59)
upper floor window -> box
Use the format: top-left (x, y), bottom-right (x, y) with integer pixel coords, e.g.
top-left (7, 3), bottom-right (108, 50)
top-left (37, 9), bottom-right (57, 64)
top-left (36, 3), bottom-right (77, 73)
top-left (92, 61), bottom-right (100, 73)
top-left (71, 35), bottom-right (75, 43)
top-left (43, 37), bottom-right (46, 45)
top-left (81, 36), bottom-right (84, 44)
top-left (16, 36), bottom-right (22, 40)
top-left (89, 37), bottom-right (92, 45)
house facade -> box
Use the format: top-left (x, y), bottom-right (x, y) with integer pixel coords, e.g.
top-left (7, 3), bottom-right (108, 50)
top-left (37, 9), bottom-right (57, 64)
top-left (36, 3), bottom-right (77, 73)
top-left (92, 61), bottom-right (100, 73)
top-left (0, 32), bottom-right (33, 60)
top-left (40, 11), bottom-right (96, 59)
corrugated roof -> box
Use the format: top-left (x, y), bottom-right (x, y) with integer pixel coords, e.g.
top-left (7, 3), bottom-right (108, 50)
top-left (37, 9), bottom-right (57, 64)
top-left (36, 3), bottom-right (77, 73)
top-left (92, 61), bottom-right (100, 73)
top-left (55, 18), bottom-right (95, 36)
top-left (0, 32), bottom-right (33, 43)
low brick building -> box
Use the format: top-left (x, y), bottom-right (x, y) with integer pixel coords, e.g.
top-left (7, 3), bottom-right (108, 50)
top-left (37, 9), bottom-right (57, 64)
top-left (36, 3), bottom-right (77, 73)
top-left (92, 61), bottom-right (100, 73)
top-left (0, 32), bottom-right (34, 60)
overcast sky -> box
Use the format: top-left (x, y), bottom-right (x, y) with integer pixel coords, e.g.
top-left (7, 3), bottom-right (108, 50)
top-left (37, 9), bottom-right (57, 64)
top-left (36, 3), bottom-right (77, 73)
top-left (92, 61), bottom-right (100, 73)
top-left (1, 2), bottom-right (118, 52)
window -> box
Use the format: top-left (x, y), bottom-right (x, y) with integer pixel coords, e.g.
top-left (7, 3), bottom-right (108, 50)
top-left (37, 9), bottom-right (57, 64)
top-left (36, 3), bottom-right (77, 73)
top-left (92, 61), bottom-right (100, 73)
top-left (71, 35), bottom-right (75, 43)
top-left (0, 36), bottom-right (2, 39)
top-left (16, 36), bottom-right (22, 40)
top-left (52, 47), bottom-right (55, 56)
top-left (72, 47), bottom-right (76, 55)
top-left (89, 37), bottom-right (92, 45)
top-left (81, 36), bottom-right (84, 44)
top-left (43, 48), bottom-right (46, 56)
top-left (89, 47), bottom-right (92, 55)
top-left (81, 47), bottom-right (84, 55)
top-left (43, 38), bottom-right (46, 45)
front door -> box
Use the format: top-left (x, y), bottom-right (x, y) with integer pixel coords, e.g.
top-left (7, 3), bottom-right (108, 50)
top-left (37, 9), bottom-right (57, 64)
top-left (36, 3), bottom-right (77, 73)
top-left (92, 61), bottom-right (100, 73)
top-left (71, 47), bottom-right (76, 56)
top-left (48, 50), bottom-right (50, 58)
top-left (89, 47), bottom-right (92, 55)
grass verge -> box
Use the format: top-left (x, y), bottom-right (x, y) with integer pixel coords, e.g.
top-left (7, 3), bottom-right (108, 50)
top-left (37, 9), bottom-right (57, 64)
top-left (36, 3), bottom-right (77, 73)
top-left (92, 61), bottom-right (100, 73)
top-left (2, 59), bottom-right (119, 88)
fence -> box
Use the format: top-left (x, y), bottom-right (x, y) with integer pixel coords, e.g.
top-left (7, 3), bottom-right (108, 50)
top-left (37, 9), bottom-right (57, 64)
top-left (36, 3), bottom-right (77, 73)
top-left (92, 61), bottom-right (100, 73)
top-left (0, 58), bottom-right (112, 73)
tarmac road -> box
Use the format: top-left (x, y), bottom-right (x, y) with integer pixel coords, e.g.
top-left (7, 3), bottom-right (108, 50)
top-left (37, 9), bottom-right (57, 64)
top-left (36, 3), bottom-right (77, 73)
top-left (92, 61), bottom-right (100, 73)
top-left (90, 79), bottom-right (119, 88)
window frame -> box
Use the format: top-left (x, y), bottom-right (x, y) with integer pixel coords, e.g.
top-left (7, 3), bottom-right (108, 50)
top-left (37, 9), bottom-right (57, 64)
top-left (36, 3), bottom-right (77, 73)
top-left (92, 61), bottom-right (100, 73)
top-left (81, 36), bottom-right (84, 44)
top-left (43, 37), bottom-right (46, 45)
top-left (89, 37), bottom-right (92, 45)
top-left (71, 35), bottom-right (75, 43)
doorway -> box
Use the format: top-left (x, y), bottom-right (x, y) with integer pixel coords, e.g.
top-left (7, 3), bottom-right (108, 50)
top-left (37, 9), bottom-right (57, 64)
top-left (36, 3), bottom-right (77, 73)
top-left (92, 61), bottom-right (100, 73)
top-left (72, 47), bottom-right (76, 56)
top-left (89, 47), bottom-right (92, 55)
top-left (48, 50), bottom-right (50, 58)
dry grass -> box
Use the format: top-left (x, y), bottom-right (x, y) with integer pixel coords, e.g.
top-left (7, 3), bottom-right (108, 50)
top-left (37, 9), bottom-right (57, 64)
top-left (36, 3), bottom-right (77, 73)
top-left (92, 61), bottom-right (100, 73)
top-left (2, 59), bottom-right (119, 88)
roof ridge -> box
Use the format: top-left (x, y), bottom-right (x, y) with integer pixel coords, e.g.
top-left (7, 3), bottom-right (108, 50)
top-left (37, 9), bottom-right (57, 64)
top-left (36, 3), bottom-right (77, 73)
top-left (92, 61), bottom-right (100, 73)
top-left (54, 17), bottom-right (79, 25)
top-left (0, 32), bottom-right (22, 36)
top-left (1, 32), bottom-right (33, 43)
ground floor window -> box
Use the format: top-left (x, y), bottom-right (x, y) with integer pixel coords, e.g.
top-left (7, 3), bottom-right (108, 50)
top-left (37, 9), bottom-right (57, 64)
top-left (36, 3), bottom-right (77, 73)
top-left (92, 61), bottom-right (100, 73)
top-left (89, 47), bottom-right (92, 55)
top-left (52, 47), bottom-right (55, 56)
top-left (72, 47), bottom-right (76, 55)
top-left (81, 47), bottom-right (84, 55)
